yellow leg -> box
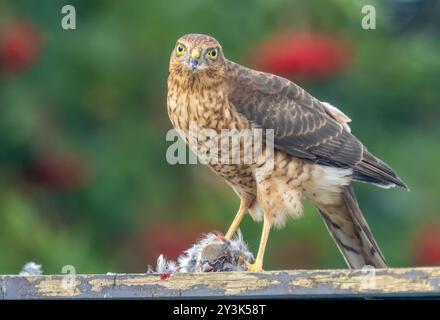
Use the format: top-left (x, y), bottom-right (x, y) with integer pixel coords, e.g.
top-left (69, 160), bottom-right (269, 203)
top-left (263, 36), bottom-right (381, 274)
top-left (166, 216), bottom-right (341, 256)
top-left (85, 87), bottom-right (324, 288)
top-left (225, 198), bottom-right (249, 239)
top-left (247, 216), bottom-right (271, 272)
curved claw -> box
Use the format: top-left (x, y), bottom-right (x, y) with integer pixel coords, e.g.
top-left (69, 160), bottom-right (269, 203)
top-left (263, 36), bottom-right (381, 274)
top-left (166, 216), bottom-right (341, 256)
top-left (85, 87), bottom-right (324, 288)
top-left (246, 262), bottom-right (263, 272)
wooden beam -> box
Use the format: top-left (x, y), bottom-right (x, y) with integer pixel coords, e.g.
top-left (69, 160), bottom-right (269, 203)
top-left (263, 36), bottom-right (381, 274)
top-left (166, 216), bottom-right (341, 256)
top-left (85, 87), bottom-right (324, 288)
top-left (1, 267), bottom-right (439, 299)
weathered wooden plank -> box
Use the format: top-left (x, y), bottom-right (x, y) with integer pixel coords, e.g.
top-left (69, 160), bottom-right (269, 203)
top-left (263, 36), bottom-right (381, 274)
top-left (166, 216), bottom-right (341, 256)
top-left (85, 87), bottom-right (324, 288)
top-left (1, 267), bottom-right (439, 299)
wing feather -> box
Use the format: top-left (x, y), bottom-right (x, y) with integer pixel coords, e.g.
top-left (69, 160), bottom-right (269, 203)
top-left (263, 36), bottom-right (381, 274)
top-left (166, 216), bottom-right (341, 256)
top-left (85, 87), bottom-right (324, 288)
top-left (226, 61), bottom-right (408, 189)
top-left (227, 61), bottom-right (363, 168)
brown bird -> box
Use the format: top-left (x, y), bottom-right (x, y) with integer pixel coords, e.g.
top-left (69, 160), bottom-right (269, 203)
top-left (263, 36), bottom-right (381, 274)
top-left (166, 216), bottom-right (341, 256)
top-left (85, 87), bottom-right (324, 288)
top-left (167, 34), bottom-right (407, 271)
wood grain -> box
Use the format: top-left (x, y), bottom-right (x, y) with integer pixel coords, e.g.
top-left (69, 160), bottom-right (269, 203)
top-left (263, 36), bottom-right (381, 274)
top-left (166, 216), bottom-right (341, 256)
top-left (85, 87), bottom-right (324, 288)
top-left (1, 267), bottom-right (439, 299)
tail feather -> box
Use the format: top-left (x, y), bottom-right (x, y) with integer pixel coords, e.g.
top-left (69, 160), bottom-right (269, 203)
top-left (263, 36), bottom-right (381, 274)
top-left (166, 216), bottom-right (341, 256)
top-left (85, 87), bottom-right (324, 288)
top-left (353, 150), bottom-right (408, 190)
top-left (318, 185), bottom-right (388, 269)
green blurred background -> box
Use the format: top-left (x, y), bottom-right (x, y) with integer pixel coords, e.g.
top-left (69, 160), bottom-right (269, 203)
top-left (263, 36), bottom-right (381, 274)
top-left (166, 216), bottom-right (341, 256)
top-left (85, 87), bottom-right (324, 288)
top-left (0, 0), bottom-right (439, 274)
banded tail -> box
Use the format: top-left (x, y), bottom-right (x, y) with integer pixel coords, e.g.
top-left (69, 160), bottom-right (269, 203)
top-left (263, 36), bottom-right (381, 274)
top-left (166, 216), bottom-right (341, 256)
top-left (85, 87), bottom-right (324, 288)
top-left (318, 185), bottom-right (387, 269)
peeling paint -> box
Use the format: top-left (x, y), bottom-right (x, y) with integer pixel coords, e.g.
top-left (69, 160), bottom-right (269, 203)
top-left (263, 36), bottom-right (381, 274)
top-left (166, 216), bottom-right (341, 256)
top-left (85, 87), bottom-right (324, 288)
top-left (1, 267), bottom-right (439, 299)
top-left (90, 272), bottom-right (279, 296)
top-left (289, 268), bottom-right (438, 294)
top-left (35, 278), bottom-right (81, 297)
top-left (89, 278), bottom-right (116, 293)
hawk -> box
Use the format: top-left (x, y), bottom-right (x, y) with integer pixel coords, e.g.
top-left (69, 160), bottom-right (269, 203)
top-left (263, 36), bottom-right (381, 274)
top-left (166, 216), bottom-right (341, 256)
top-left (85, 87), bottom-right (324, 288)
top-left (167, 34), bottom-right (407, 271)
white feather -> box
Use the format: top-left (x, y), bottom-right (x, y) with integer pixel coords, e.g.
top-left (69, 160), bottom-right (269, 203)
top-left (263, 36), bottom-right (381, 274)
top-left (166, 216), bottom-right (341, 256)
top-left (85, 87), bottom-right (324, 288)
top-left (306, 166), bottom-right (353, 205)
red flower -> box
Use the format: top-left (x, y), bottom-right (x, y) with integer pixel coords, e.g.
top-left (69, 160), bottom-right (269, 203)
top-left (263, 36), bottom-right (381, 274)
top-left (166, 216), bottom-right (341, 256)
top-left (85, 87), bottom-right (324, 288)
top-left (0, 21), bottom-right (42, 73)
top-left (413, 221), bottom-right (440, 266)
top-left (249, 31), bottom-right (354, 82)
top-left (27, 151), bottom-right (89, 190)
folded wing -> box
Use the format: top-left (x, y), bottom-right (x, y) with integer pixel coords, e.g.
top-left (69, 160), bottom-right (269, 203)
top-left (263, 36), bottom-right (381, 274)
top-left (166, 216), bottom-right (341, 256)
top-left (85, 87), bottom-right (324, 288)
top-left (227, 61), bottom-right (407, 189)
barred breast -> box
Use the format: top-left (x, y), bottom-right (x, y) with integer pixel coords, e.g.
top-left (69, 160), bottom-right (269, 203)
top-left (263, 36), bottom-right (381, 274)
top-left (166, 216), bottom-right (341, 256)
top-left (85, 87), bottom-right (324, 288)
top-left (167, 74), bottom-right (257, 198)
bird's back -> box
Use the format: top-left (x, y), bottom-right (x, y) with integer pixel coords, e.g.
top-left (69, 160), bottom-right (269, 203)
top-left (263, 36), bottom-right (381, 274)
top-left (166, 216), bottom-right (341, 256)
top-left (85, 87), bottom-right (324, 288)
top-left (225, 60), bottom-right (407, 190)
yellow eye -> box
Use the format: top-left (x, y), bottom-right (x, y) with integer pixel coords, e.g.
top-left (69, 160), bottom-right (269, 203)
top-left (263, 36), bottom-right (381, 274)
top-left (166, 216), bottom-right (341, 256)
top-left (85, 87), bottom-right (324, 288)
top-left (207, 48), bottom-right (218, 60)
top-left (176, 44), bottom-right (186, 56)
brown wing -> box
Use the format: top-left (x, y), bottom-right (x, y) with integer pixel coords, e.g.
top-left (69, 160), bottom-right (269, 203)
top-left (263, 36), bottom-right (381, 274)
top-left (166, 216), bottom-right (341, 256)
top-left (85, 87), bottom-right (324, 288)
top-left (227, 61), bottom-right (364, 168)
top-left (226, 61), bottom-right (408, 189)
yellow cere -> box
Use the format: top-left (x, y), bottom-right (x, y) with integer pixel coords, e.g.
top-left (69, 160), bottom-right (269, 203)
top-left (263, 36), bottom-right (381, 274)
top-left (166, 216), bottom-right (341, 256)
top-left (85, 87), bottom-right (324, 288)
top-left (191, 48), bottom-right (201, 60)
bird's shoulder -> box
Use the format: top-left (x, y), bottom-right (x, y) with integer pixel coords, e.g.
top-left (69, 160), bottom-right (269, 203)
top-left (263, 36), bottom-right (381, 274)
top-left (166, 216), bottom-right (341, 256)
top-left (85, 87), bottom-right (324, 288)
top-left (225, 60), bottom-right (328, 116)
top-left (224, 60), bottom-right (363, 167)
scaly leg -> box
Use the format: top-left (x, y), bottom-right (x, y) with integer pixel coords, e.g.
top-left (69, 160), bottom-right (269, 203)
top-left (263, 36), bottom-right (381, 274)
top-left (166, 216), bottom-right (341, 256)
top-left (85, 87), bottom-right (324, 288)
top-left (225, 197), bottom-right (249, 240)
top-left (247, 216), bottom-right (271, 272)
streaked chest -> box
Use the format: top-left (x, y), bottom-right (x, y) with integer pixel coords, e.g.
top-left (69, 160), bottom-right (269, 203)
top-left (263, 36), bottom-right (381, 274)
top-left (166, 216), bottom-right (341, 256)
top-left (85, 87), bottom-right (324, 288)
top-left (167, 76), bottom-right (249, 137)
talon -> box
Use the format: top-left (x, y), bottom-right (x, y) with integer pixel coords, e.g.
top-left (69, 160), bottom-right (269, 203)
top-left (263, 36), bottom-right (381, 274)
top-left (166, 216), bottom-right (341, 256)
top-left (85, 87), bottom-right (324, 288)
top-left (246, 262), bottom-right (263, 272)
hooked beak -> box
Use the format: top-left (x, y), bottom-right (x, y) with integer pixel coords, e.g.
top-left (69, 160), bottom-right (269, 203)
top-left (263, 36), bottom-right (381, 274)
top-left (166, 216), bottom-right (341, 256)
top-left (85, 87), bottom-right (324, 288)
top-left (187, 58), bottom-right (201, 72)
top-left (186, 48), bottom-right (202, 72)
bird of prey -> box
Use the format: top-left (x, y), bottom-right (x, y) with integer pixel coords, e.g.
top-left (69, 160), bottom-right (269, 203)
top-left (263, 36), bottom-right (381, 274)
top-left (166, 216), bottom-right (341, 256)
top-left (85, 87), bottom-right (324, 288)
top-left (167, 34), bottom-right (407, 271)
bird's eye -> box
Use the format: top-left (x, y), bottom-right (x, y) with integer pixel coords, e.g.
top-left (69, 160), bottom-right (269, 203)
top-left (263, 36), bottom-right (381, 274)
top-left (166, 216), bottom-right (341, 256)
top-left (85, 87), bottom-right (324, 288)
top-left (207, 48), bottom-right (218, 60)
top-left (176, 44), bottom-right (186, 56)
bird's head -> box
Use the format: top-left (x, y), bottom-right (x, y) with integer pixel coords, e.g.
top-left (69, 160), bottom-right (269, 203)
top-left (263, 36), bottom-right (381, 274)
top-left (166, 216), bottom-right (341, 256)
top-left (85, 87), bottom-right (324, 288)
top-left (169, 34), bottom-right (226, 79)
